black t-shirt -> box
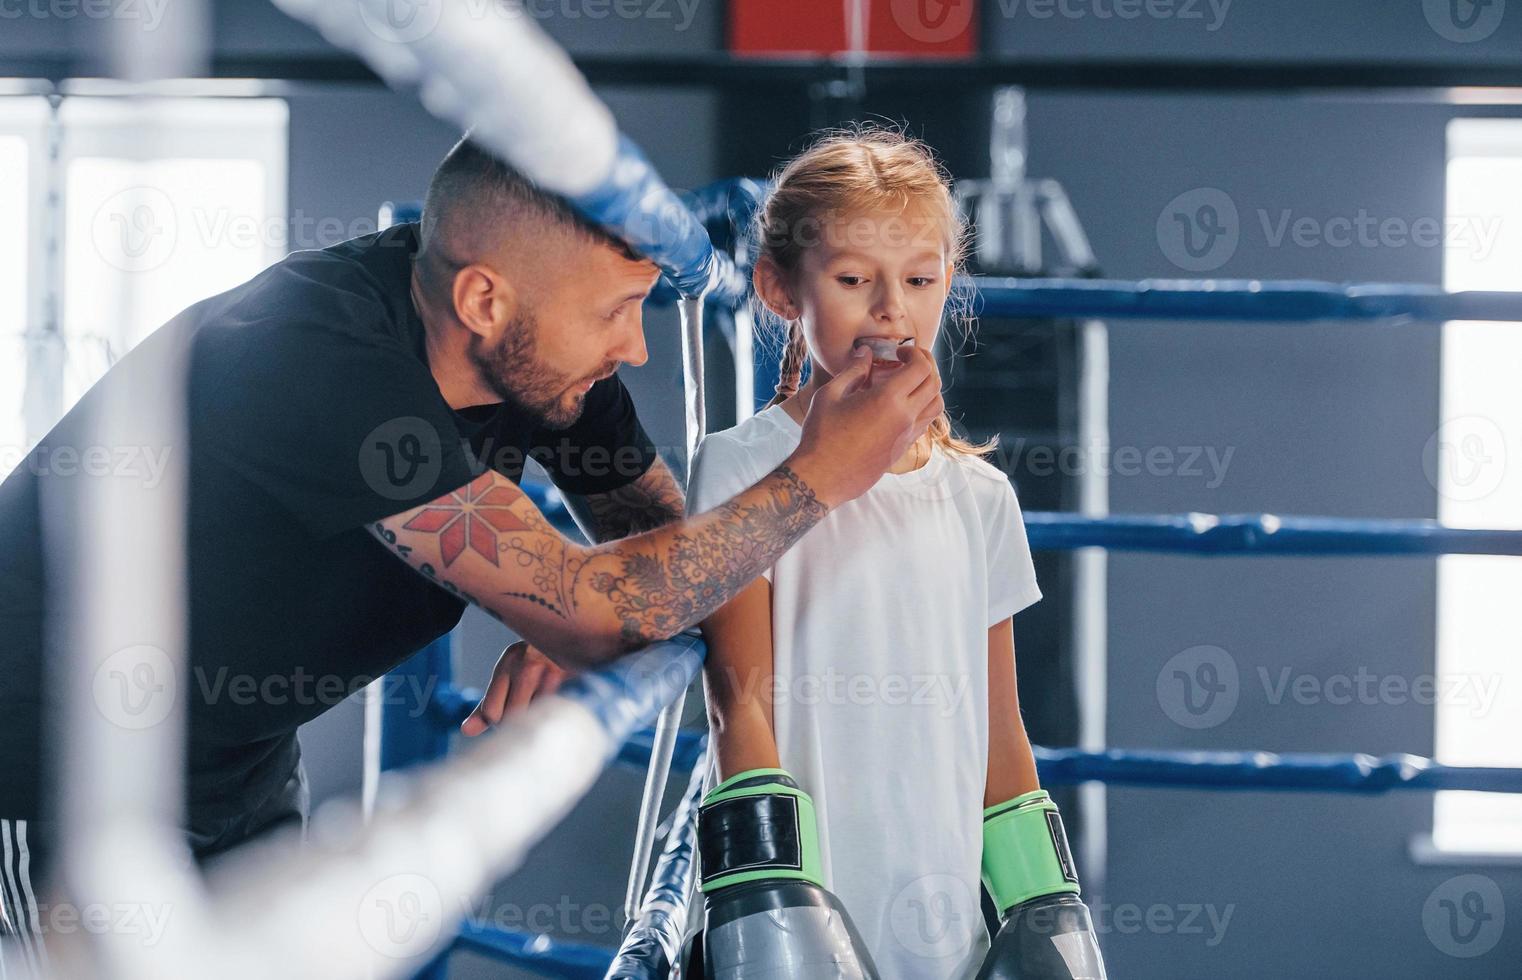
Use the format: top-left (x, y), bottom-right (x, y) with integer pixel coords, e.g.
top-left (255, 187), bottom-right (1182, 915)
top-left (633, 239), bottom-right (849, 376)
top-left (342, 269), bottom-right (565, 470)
top-left (0, 223), bottom-right (657, 851)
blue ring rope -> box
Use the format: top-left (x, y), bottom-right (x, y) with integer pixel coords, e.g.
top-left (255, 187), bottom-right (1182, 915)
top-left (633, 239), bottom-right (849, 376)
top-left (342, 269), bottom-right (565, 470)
top-left (1034, 747), bottom-right (1522, 794)
top-left (1023, 512), bottom-right (1522, 556)
top-left (974, 277), bottom-right (1522, 323)
top-left (452, 920), bottom-right (612, 979)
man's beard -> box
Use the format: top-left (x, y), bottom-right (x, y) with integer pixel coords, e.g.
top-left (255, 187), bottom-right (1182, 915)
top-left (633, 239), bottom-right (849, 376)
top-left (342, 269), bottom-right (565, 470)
top-left (470, 308), bottom-right (587, 430)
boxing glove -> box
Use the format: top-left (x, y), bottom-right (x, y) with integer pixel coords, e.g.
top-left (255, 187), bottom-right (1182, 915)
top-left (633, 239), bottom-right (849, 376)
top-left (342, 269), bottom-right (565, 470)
top-left (697, 768), bottom-right (879, 980)
top-left (976, 790), bottom-right (1107, 980)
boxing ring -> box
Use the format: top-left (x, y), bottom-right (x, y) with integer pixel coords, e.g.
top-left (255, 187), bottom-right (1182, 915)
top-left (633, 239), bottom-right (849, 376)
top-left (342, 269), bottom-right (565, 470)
top-left (38, 1), bottom-right (1520, 978)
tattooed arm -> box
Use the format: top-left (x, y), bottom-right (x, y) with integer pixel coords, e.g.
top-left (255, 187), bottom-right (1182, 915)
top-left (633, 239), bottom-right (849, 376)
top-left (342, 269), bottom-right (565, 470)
top-left (559, 456), bottom-right (686, 543)
top-left (371, 343), bottom-right (942, 667)
top-left (369, 462), bottom-right (828, 669)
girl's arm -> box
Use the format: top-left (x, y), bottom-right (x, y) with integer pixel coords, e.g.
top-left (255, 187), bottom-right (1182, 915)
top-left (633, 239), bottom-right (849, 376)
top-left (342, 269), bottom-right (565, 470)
top-left (700, 577), bottom-right (781, 778)
top-left (985, 616), bottom-right (1040, 807)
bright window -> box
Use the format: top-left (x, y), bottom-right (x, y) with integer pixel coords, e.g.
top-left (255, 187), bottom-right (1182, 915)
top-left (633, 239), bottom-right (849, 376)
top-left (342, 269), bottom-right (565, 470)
top-left (1433, 119), bottom-right (1522, 855)
top-left (0, 96), bottom-right (49, 475)
top-left (57, 97), bottom-right (288, 410)
top-left (0, 133), bottom-right (29, 470)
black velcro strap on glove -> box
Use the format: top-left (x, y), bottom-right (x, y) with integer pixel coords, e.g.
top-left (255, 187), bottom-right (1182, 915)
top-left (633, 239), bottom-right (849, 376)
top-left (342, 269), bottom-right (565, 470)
top-left (698, 793), bottom-right (803, 886)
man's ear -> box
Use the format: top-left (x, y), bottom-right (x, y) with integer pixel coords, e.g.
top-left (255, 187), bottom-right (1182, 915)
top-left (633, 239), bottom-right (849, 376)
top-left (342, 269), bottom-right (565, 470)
top-left (451, 262), bottom-right (518, 341)
top-left (752, 256), bottom-right (798, 322)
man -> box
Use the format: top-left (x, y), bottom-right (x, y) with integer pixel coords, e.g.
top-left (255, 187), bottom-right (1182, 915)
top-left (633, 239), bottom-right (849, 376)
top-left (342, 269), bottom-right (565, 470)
top-left (0, 138), bottom-right (940, 966)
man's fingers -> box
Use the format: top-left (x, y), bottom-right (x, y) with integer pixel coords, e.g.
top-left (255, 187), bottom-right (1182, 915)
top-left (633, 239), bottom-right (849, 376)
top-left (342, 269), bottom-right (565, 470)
top-left (505, 660), bottom-right (544, 712)
top-left (875, 346), bottom-right (935, 395)
top-left (829, 347), bottom-right (874, 397)
top-left (461, 642), bottom-right (525, 736)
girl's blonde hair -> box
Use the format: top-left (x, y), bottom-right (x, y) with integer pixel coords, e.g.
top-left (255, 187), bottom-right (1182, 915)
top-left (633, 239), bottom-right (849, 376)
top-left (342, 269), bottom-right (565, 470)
top-left (755, 125), bottom-right (995, 460)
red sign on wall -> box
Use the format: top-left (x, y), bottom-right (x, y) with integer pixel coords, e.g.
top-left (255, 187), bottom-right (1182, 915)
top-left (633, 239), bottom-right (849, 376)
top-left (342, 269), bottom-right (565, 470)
top-left (730, 0), bottom-right (979, 59)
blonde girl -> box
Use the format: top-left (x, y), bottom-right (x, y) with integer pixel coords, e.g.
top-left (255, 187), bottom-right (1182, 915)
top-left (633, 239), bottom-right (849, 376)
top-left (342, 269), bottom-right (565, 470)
top-left (686, 128), bottom-right (1104, 980)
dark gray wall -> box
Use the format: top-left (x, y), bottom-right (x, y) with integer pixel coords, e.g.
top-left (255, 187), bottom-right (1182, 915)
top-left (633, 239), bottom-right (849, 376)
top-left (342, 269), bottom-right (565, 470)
top-left (984, 0), bottom-right (1522, 62)
top-left (1022, 91), bottom-right (1520, 978)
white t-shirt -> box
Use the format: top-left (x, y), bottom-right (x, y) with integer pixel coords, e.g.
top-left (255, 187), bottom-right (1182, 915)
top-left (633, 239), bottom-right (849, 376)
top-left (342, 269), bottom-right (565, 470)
top-left (687, 403), bottom-right (1042, 980)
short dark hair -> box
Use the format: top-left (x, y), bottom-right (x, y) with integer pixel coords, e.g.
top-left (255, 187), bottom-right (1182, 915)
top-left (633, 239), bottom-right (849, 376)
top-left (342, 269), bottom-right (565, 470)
top-left (415, 137), bottom-right (638, 298)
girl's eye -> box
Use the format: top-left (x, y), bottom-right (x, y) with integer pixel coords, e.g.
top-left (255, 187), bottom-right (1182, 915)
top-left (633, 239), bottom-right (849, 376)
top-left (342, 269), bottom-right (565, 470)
top-left (908, 277), bottom-right (936, 288)
top-left (836, 276), bottom-right (865, 287)
top-left (605, 303), bottom-right (628, 322)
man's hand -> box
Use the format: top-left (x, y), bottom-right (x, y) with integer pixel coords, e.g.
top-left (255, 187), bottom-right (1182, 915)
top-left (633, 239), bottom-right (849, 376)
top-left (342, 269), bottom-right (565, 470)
top-left (460, 640), bottom-right (572, 735)
top-left (789, 344), bottom-right (943, 507)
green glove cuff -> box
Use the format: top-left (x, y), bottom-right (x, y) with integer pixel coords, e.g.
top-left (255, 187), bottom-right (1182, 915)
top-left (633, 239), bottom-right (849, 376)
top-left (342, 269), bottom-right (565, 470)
top-left (981, 789), bottom-right (1081, 915)
top-left (699, 768), bottom-right (823, 892)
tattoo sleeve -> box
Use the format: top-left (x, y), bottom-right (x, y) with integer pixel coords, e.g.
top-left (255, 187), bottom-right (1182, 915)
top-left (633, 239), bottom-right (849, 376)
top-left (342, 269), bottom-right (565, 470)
top-left (369, 463), bottom-right (827, 665)
top-left (560, 457), bottom-right (686, 543)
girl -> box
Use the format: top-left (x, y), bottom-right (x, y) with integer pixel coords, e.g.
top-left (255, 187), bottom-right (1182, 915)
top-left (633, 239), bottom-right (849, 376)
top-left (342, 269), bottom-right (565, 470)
top-left (687, 128), bottom-right (1103, 979)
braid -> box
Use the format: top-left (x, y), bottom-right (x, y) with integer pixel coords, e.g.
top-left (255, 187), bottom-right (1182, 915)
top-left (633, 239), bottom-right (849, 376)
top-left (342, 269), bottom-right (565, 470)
top-left (765, 319), bottom-right (809, 408)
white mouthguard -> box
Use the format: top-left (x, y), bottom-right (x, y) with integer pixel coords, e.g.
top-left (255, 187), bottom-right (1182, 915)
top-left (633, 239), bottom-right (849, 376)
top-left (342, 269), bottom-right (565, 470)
top-left (857, 337), bottom-right (915, 360)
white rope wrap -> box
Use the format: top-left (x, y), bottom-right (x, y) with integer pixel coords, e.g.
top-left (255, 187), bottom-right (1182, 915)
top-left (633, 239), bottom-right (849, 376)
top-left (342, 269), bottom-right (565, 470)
top-left (270, 0), bottom-right (619, 196)
top-left (52, 695), bottom-right (611, 980)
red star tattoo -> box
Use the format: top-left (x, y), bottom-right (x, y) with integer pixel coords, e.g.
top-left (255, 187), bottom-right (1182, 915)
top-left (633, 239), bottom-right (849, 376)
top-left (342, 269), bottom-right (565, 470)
top-left (402, 474), bottom-right (532, 567)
